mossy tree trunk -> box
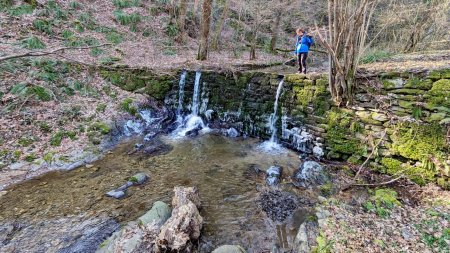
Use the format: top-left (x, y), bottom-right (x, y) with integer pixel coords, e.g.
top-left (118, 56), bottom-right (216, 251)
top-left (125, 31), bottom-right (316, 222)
top-left (197, 0), bottom-right (213, 60)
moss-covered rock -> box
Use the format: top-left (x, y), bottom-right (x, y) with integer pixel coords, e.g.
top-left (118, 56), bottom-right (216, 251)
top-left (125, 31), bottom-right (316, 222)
top-left (285, 74), bottom-right (307, 85)
top-left (391, 89), bottom-right (426, 95)
top-left (427, 112), bottom-right (446, 122)
top-left (390, 122), bottom-right (446, 161)
top-left (425, 79), bottom-right (450, 107)
top-left (325, 109), bottom-right (366, 156)
top-left (403, 78), bottom-right (433, 90)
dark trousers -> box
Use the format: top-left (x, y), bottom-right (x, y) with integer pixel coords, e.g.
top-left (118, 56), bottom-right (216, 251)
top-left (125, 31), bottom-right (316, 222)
top-left (297, 52), bottom-right (308, 74)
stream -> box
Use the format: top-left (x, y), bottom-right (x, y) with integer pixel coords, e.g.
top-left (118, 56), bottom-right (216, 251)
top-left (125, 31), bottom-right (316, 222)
top-left (0, 134), bottom-right (316, 253)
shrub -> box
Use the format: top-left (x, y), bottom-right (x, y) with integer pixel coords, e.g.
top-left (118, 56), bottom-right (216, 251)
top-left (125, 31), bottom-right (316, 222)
top-left (6, 4), bottom-right (34, 16)
top-left (33, 19), bottom-right (53, 34)
top-left (21, 36), bottom-right (46, 49)
top-left (114, 10), bottom-right (141, 31)
top-left (363, 188), bottom-right (401, 218)
top-left (119, 98), bottom-right (137, 115)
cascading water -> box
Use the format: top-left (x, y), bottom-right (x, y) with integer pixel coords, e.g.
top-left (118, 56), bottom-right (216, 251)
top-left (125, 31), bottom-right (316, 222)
top-left (191, 71), bottom-right (201, 116)
top-left (123, 109), bottom-right (158, 137)
top-left (173, 70), bottom-right (209, 137)
top-left (258, 79), bottom-right (285, 152)
top-left (269, 79), bottom-right (284, 142)
top-left (176, 70), bottom-right (187, 123)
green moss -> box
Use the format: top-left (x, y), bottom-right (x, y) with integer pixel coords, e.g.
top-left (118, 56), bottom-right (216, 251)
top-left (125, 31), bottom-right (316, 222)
top-left (391, 89), bottom-right (426, 95)
top-left (319, 182), bottom-right (333, 196)
top-left (119, 98), bottom-right (137, 115)
top-left (13, 150), bottom-right (22, 160)
top-left (364, 188), bottom-right (401, 218)
top-left (404, 78), bottom-right (433, 90)
top-left (431, 79), bottom-right (450, 92)
top-left (390, 122), bottom-right (446, 161)
top-left (96, 103), bottom-right (107, 112)
top-left (427, 113), bottom-right (446, 122)
top-left (426, 79), bottom-right (450, 107)
top-left (285, 74), bottom-right (306, 85)
top-left (39, 122), bottom-right (51, 133)
top-left (24, 153), bottom-right (36, 162)
top-left (43, 152), bottom-right (54, 163)
top-left (88, 122), bottom-right (111, 134)
top-left (325, 109), bottom-right (365, 156)
top-left (145, 78), bottom-right (172, 100)
top-left (50, 131), bottom-right (65, 146)
top-left (18, 136), bottom-right (35, 147)
top-left (398, 100), bottom-right (414, 109)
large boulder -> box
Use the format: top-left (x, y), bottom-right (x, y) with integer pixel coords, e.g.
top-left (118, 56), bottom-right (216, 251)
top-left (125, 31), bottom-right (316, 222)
top-left (294, 161), bottom-right (329, 187)
top-left (212, 245), bottom-right (247, 253)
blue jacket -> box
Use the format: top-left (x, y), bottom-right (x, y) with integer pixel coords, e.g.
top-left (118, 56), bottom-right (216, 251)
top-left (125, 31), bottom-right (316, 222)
top-left (295, 35), bottom-right (314, 54)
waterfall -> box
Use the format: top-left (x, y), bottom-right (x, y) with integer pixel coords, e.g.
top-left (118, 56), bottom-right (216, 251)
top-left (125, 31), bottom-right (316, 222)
top-left (176, 70), bottom-right (187, 122)
top-left (191, 71), bottom-right (201, 116)
top-left (258, 79), bottom-right (285, 152)
top-left (172, 70), bottom-right (209, 137)
top-left (269, 79), bottom-right (284, 142)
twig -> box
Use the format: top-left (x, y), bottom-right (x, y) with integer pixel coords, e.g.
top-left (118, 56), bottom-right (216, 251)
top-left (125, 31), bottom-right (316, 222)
top-left (0, 43), bottom-right (112, 62)
top-left (352, 175), bottom-right (404, 187)
top-left (354, 129), bottom-right (387, 179)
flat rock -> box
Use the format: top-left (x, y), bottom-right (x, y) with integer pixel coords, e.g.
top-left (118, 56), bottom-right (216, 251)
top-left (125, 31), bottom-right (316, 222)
top-left (130, 172), bottom-right (148, 185)
top-left (106, 190), bottom-right (125, 199)
top-left (212, 245), bottom-right (247, 253)
top-left (138, 201), bottom-right (171, 226)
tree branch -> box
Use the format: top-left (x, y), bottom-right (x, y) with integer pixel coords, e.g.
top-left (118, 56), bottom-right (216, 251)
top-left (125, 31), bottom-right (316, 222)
top-left (0, 44), bottom-right (112, 62)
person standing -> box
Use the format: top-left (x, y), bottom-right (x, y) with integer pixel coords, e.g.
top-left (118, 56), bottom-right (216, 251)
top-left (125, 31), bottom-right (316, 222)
top-left (295, 28), bottom-right (314, 74)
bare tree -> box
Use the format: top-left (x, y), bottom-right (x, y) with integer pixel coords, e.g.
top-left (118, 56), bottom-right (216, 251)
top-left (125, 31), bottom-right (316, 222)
top-left (178, 0), bottom-right (188, 43)
top-left (197, 0), bottom-right (213, 60)
top-left (211, 0), bottom-right (230, 50)
top-left (373, 0), bottom-right (450, 52)
top-left (316, 0), bottom-right (378, 105)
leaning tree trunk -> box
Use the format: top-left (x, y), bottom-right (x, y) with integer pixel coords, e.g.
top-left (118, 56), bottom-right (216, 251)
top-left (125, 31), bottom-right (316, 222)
top-left (269, 12), bottom-right (282, 53)
top-left (178, 0), bottom-right (187, 43)
top-left (197, 0), bottom-right (213, 61)
top-left (211, 0), bottom-right (230, 50)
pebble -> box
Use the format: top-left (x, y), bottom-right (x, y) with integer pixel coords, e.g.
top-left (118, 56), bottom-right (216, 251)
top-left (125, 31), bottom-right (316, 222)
top-left (85, 164), bottom-right (94, 168)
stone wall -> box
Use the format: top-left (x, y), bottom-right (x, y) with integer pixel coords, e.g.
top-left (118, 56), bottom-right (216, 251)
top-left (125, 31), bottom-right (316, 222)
top-left (102, 67), bottom-right (449, 188)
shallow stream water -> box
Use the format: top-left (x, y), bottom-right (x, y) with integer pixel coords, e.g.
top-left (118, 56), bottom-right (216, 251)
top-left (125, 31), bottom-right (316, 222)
top-left (0, 134), bottom-right (313, 252)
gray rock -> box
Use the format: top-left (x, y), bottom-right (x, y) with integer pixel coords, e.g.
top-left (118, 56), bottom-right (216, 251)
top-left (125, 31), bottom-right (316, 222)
top-left (58, 218), bottom-right (120, 253)
top-left (266, 166), bottom-right (282, 186)
top-left (293, 223), bottom-right (310, 253)
top-left (212, 245), bottom-right (247, 253)
top-left (106, 190), bottom-right (125, 199)
top-left (294, 161), bottom-right (329, 187)
top-left (227, 127), bottom-right (239, 138)
top-left (138, 201), bottom-right (171, 226)
top-left (97, 201), bottom-right (171, 253)
top-left (130, 172), bottom-right (148, 185)
top-left (117, 181), bottom-right (133, 191)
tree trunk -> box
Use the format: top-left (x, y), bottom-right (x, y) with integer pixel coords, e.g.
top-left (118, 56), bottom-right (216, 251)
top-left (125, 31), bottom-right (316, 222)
top-left (211, 0), bottom-right (230, 50)
top-left (197, 0), bottom-right (213, 60)
top-left (178, 0), bottom-right (188, 43)
top-left (270, 12), bottom-right (281, 52)
top-left (249, 27), bottom-right (258, 60)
